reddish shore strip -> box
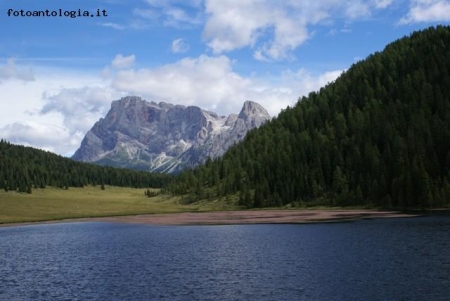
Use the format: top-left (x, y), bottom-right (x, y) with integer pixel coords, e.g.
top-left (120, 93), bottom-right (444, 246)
top-left (0, 209), bottom-right (418, 228)
top-left (92, 209), bottom-right (416, 226)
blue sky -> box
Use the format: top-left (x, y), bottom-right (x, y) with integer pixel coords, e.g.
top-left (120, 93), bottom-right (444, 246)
top-left (1, 0), bottom-right (449, 155)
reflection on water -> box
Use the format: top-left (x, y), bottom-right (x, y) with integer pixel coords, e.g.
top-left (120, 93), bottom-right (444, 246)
top-left (1, 215), bottom-right (449, 301)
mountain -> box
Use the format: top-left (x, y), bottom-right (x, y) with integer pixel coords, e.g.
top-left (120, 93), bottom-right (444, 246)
top-left (167, 25), bottom-right (450, 209)
top-left (0, 140), bottom-right (172, 193)
top-left (72, 97), bottom-right (270, 173)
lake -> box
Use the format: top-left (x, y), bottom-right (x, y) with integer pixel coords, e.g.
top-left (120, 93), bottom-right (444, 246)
top-left (1, 215), bottom-right (449, 301)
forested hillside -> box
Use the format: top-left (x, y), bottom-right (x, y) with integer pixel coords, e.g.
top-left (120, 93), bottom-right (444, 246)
top-left (0, 140), bottom-right (172, 193)
top-left (168, 25), bottom-right (450, 209)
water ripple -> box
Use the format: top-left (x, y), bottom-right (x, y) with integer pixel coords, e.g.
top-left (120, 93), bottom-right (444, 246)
top-left (0, 217), bottom-right (449, 300)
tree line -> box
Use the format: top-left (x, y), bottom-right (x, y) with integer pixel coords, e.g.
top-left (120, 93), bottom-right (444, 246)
top-left (0, 140), bottom-right (173, 193)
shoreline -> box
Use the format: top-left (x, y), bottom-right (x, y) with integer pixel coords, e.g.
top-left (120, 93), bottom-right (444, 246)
top-left (0, 209), bottom-right (420, 228)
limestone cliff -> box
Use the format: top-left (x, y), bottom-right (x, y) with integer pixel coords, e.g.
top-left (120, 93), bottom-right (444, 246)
top-left (72, 96), bottom-right (270, 173)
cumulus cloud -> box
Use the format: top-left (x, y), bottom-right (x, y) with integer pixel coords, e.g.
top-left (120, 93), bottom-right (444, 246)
top-left (202, 0), bottom-right (391, 61)
top-left (111, 55), bottom-right (251, 113)
top-left (399, 0), bottom-right (450, 24)
top-left (0, 121), bottom-right (81, 155)
top-left (0, 66), bottom-right (121, 155)
top-left (40, 86), bottom-right (120, 135)
top-left (0, 58), bottom-right (34, 83)
top-left (111, 54), bottom-right (343, 116)
top-left (111, 54), bottom-right (136, 69)
top-left (203, 0), bottom-right (281, 48)
top-left (102, 54), bottom-right (136, 78)
top-left (171, 38), bottom-right (190, 53)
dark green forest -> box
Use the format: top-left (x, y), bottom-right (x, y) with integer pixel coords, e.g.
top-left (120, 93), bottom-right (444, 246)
top-left (167, 25), bottom-right (450, 209)
top-left (0, 140), bottom-right (172, 193)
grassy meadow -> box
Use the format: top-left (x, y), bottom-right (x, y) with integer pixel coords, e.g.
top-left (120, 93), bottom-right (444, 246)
top-left (0, 186), bottom-right (240, 224)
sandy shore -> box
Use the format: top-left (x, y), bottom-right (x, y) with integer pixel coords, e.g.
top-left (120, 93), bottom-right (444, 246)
top-left (91, 209), bottom-right (417, 226)
top-left (0, 209), bottom-right (418, 228)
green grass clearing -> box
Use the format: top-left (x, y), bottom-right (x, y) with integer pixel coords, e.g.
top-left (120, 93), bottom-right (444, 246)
top-left (0, 186), bottom-right (241, 224)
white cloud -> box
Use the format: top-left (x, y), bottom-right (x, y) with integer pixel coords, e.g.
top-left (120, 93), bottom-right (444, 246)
top-left (344, 1), bottom-right (371, 19)
top-left (40, 86), bottom-right (119, 135)
top-left (102, 54), bottom-right (136, 78)
top-left (281, 69), bottom-right (343, 93)
top-left (258, 15), bottom-right (310, 61)
top-left (111, 54), bottom-right (343, 117)
top-left (137, 0), bottom-right (203, 28)
top-left (163, 7), bottom-right (202, 27)
top-left (203, 0), bottom-right (282, 57)
top-left (202, 0), bottom-right (391, 61)
top-left (100, 22), bottom-right (125, 30)
top-left (171, 38), bottom-right (190, 53)
top-left (0, 58), bottom-right (34, 83)
top-left (373, 0), bottom-right (393, 9)
top-left (111, 55), bottom-right (251, 113)
top-left (0, 66), bottom-right (115, 156)
top-left (399, 0), bottom-right (450, 24)
top-left (0, 121), bottom-right (81, 155)
top-left (111, 54), bottom-right (136, 69)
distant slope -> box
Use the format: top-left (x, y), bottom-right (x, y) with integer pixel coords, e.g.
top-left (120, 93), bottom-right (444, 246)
top-left (72, 97), bottom-right (270, 173)
top-left (0, 140), bottom-right (172, 193)
top-left (168, 25), bottom-right (450, 209)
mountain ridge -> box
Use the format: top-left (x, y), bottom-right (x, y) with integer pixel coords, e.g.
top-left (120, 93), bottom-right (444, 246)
top-left (72, 97), bottom-right (270, 173)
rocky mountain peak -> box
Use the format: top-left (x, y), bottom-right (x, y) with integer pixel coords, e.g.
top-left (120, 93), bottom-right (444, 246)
top-left (72, 97), bottom-right (270, 173)
top-left (238, 100), bottom-right (271, 128)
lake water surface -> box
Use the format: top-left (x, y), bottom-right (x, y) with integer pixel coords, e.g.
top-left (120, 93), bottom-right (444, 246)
top-left (1, 215), bottom-right (449, 301)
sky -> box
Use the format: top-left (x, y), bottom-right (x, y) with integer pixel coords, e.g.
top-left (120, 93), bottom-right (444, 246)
top-left (0, 0), bottom-right (449, 156)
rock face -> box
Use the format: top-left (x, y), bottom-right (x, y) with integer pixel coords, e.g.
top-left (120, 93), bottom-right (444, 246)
top-left (72, 96), bottom-right (270, 173)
